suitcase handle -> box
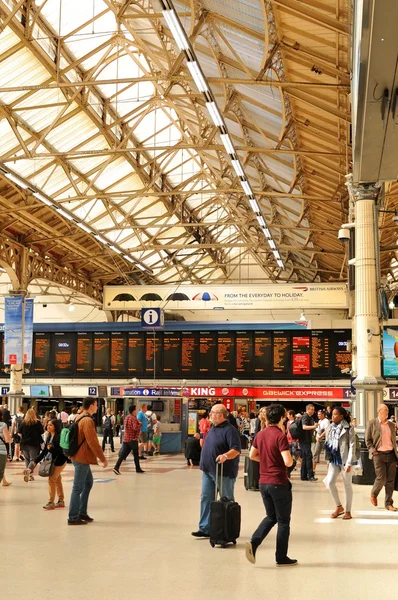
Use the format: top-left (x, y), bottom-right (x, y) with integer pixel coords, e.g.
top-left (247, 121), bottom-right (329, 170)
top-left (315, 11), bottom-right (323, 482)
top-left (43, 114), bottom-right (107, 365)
top-left (215, 459), bottom-right (224, 500)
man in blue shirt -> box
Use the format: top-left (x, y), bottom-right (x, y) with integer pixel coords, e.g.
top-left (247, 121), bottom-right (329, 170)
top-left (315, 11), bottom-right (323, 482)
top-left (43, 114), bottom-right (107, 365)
top-left (136, 403), bottom-right (148, 459)
top-left (191, 404), bottom-right (241, 538)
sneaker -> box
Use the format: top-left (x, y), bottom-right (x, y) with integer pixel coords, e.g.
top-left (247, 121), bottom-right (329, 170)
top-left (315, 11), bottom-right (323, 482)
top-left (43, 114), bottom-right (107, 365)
top-left (43, 502), bottom-right (55, 510)
top-left (79, 514), bottom-right (94, 522)
top-left (29, 475), bottom-right (35, 481)
top-left (139, 455), bottom-right (147, 460)
top-left (23, 469), bottom-right (30, 483)
top-left (68, 519), bottom-right (87, 526)
top-left (191, 530), bottom-right (210, 538)
top-left (55, 501), bottom-right (65, 508)
top-left (276, 557), bottom-right (298, 566)
top-left (113, 468), bottom-right (121, 475)
top-left (245, 541), bottom-right (257, 564)
top-left (19, 456), bottom-right (25, 461)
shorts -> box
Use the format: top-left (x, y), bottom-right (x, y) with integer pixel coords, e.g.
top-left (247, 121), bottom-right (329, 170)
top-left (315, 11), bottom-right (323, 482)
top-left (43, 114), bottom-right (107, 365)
top-left (140, 432), bottom-right (148, 443)
top-left (147, 430), bottom-right (154, 441)
top-left (153, 435), bottom-right (161, 445)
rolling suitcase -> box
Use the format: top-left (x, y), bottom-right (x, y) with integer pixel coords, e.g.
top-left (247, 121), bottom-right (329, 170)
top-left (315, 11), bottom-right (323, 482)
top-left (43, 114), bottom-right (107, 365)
top-left (244, 456), bottom-right (260, 491)
top-left (209, 461), bottom-right (241, 548)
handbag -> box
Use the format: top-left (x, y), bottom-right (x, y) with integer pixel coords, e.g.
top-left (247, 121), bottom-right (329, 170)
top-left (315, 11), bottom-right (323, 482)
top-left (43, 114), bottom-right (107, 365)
top-left (39, 457), bottom-right (55, 477)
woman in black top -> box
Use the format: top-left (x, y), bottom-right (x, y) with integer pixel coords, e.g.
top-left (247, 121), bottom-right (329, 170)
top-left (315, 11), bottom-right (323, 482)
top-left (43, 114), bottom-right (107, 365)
top-left (33, 419), bottom-right (68, 510)
top-left (18, 408), bottom-right (44, 482)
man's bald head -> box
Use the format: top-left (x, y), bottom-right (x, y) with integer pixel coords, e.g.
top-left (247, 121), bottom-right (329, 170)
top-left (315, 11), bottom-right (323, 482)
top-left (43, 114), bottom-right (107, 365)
top-left (377, 404), bottom-right (389, 421)
top-left (210, 403), bottom-right (228, 424)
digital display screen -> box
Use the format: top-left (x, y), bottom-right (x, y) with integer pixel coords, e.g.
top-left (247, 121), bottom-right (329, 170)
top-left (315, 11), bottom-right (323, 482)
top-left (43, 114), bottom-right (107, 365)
top-left (52, 385), bottom-right (62, 397)
top-left (30, 385), bottom-right (50, 397)
top-left (110, 332), bottom-right (126, 374)
top-left (236, 331), bottom-right (253, 374)
top-left (53, 333), bottom-right (75, 375)
top-left (76, 332), bottom-right (92, 374)
top-left (163, 332), bottom-right (181, 374)
top-left (93, 333), bottom-right (110, 374)
top-left (273, 331), bottom-right (290, 375)
top-left (332, 330), bottom-right (352, 377)
top-left (254, 332), bottom-right (272, 375)
top-left (145, 333), bottom-right (161, 373)
top-left (383, 327), bottom-right (398, 377)
top-left (199, 332), bottom-right (217, 373)
top-left (181, 331), bottom-right (197, 374)
top-left (311, 331), bottom-right (330, 376)
top-left (292, 335), bottom-right (310, 376)
top-left (128, 332), bottom-right (144, 374)
top-left (217, 332), bottom-right (234, 373)
top-left (33, 333), bottom-right (51, 374)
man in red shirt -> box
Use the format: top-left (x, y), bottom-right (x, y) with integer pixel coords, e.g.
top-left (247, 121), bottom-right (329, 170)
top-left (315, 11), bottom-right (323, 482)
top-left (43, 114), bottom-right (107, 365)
top-left (113, 405), bottom-right (144, 475)
top-left (245, 403), bottom-right (297, 567)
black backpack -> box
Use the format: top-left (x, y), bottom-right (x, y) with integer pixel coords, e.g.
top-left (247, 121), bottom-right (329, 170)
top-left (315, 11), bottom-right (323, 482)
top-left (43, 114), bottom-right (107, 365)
top-left (60, 415), bottom-right (91, 457)
top-left (104, 415), bottom-right (113, 431)
top-left (289, 418), bottom-right (305, 441)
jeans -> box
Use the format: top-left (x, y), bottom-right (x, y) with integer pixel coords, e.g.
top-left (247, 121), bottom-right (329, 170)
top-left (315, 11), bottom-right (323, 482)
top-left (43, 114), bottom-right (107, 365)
top-left (21, 445), bottom-right (41, 471)
top-left (251, 482), bottom-right (292, 562)
top-left (198, 471), bottom-right (236, 534)
top-left (323, 463), bottom-right (353, 511)
top-left (114, 440), bottom-right (140, 472)
top-left (372, 451), bottom-right (397, 507)
top-left (300, 442), bottom-right (314, 480)
top-left (102, 429), bottom-right (114, 452)
top-left (68, 462), bottom-right (94, 522)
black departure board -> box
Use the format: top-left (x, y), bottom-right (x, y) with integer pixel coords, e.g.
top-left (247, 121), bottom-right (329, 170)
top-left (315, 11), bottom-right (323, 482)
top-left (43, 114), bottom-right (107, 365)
top-left (217, 332), bottom-right (234, 373)
top-left (273, 331), bottom-right (290, 375)
top-left (110, 332), bottom-right (127, 374)
top-left (236, 331), bottom-right (253, 374)
top-left (53, 333), bottom-right (75, 376)
top-left (254, 332), bottom-right (272, 375)
top-left (181, 331), bottom-right (198, 374)
top-left (292, 335), bottom-right (311, 376)
top-left (199, 331), bottom-right (217, 373)
top-left (34, 333), bottom-right (51, 374)
top-left (128, 332), bottom-right (144, 374)
top-left (93, 332), bottom-right (110, 374)
top-left (332, 330), bottom-right (352, 377)
top-left (76, 332), bottom-right (92, 374)
top-left (311, 331), bottom-right (330, 376)
top-left (163, 332), bottom-right (181, 374)
top-left (145, 332), bottom-right (162, 373)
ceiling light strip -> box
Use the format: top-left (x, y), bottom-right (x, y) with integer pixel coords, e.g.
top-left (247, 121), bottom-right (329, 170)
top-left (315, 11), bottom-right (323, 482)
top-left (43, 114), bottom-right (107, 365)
top-left (160, 0), bottom-right (284, 270)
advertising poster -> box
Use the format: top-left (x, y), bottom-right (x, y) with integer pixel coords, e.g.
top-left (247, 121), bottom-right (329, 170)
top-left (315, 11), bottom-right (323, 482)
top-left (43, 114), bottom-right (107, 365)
top-left (4, 296), bottom-right (34, 364)
top-left (188, 411), bottom-right (198, 435)
top-left (383, 328), bottom-right (398, 377)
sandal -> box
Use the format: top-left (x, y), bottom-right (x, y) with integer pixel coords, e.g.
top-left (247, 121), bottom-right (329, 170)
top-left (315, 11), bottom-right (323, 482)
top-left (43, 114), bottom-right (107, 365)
top-left (331, 505), bottom-right (344, 518)
top-left (342, 512), bottom-right (352, 520)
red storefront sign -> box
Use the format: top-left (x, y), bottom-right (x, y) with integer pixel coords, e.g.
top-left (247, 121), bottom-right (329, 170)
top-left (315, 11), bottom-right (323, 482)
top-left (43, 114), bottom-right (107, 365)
top-left (187, 386), bottom-right (349, 400)
top-left (188, 386), bottom-right (234, 397)
top-left (223, 398), bottom-right (234, 412)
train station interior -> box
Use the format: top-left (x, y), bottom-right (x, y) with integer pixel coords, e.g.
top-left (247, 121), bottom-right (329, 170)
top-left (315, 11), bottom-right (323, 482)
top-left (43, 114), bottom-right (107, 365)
top-left (1, 0), bottom-right (398, 598)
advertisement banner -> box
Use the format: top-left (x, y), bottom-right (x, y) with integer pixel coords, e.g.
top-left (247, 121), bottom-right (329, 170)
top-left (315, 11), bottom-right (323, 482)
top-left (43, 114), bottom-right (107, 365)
top-left (4, 297), bottom-right (34, 364)
top-left (254, 387), bottom-right (350, 400)
top-left (104, 283), bottom-right (347, 311)
top-left (24, 299), bottom-right (34, 363)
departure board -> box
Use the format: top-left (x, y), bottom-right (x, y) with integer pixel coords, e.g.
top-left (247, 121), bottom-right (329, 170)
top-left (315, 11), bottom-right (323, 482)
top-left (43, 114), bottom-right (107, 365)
top-left (76, 332), bottom-right (92, 374)
top-left (145, 333), bottom-right (162, 373)
top-left (128, 332), bottom-right (145, 374)
top-left (34, 333), bottom-right (51, 374)
top-left (332, 330), bottom-right (352, 377)
top-left (236, 331), bottom-right (253, 374)
top-left (93, 333), bottom-right (110, 374)
top-left (181, 331), bottom-right (198, 374)
top-left (217, 332), bottom-right (234, 373)
top-left (254, 332), bottom-right (272, 375)
top-left (199, 331), bottom-right (217, 373)
top-left (273, 331), bottom-right (291, 375)
top-left (311, 331), bottom-right (330, 376)
top-left (53, 333), bottom-right (75, 375)
top-left (163, 332), bottom-right (181, 374)
top-left (292, 335), bottom-right (311, 375)
top-left (110, 332), bottom-right (127, 374)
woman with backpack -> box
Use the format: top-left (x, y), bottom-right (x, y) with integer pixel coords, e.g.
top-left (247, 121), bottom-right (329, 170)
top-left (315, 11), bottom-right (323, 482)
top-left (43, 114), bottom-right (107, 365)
top-left (32, 419), bottom-right (68, 510)
top-left (102, 409), bottom-right (115, 452)
top-left (18, 408), bottom-right (44, 482)
top-left (323, 406), bottom-right (355, 520)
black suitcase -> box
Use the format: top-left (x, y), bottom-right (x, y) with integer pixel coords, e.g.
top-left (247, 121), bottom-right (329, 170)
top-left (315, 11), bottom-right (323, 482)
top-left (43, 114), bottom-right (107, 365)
top-left (209, 462), bottom-right (241, 548)
top-left (244, 456), bottom-right (260, 491)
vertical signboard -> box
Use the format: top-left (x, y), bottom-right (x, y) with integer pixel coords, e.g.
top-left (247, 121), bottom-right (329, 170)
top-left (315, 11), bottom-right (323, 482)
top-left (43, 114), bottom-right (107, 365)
top-left (4, 296), bottom-right (33, 364)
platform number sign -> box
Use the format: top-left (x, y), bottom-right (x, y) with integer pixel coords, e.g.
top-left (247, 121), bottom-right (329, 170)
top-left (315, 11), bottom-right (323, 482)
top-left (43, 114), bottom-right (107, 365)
top-left (141, 308), bottom-right (164, 329)
top-left (1, 386), bottom-right (9, 395)
top-left (88, 386), bottom-right (98, 396)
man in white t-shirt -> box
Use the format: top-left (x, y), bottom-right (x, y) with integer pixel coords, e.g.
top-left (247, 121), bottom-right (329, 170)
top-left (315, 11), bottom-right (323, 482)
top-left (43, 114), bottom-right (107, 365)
top-left (313, 409), bottom-right (329, 473)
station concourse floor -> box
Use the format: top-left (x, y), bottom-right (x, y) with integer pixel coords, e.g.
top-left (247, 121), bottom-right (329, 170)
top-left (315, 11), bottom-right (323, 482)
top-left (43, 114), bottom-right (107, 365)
top-left (2, 447), bottom-right (397, 600)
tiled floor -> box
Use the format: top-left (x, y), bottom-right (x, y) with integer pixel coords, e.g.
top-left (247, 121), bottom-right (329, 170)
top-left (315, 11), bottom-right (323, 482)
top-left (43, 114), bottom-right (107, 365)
top-left (2, 448), bottom-right (398, 599)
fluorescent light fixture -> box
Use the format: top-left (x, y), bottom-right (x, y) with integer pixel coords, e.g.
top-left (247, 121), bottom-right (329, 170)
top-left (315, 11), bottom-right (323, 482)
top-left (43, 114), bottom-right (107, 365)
top-left (231, 160), bottom-right (245, 178)
top-left (77, 222), bottom-right (92, 234)
top-left (95, 234), bottom-right (108, 244)
top-left (6, 172), bottom-right (29, 189)
top-left (249, 198), bottom-right (260, 212)
top-left (186, 60), bottom-right (208, 93)
top-left (268, 239), bottom-right (276, 250)
top-left (123, 254), bottom-right (135, 264)
top-left (163, 9), bottom-right (190, 51)
top-left (33, 191), bottom-right (53, 206)
top-left (240, 180), bottom-right (252, 195)
top-left (136, 264), bottom-right (146, 272)
top-left (206, 102), bottom-right (224, 127)
top-left (273, 250), bottom-right (281, 260)
top-left (263, 227), bottom-right (271, 238)
top-left (299, 311), bottom-right (306, 321)
top-left (220, 134), bottom-right (235, 154)
top-left (57, 208), bottom-right (74, 221)
top-left (110, 245), bottom-right (122, 255)
top-left (256, 215), bottom-right (266, 228)
top-left (277, 259), bottom-right (284, 268)
top-left (68, 303), bottom-right (75, 312)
